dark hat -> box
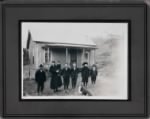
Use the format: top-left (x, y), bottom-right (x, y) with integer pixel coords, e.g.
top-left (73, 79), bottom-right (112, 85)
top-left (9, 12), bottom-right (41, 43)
top-left (52, 61), bottom-right (55, 63)
top-left (39, 64), bottom-right (43, 67)
top-left (72, 61), bottom-right (76, 64)
top-left (82, 62), bottom-right (88, 66)
top-left (92, 64), bottom-right (96, 67)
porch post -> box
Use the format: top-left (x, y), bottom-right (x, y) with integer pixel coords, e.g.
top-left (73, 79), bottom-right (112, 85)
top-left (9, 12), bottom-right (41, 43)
top-left (89, 50), bottom-right (91, 66)
top-left (47, 47), bottom-right (49, 63)
top-left (94, 49), bottom-right (95, 64)
top-left (66, 48), bottom-right (68, 63)
top-left (43, 48), bottom-right (45, 64)
top-left (50, 48), bottom-right (52, 62)
top-left (36, 46), bottom-right (39, 68)
top-left (82, 48), bottom-right (85, 64)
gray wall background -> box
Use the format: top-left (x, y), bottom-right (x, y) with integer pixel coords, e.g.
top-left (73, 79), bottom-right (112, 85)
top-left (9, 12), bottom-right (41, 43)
top-left (0, 0), bottom-right (149, 119)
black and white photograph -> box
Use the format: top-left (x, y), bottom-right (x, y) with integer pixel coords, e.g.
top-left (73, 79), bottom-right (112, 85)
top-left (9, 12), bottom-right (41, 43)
top-left (21, 22), bottom-right (128, 100)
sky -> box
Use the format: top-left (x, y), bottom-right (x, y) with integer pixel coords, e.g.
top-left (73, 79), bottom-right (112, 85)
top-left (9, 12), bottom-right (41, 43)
top-left (21, 22), bottom-right (128, 48)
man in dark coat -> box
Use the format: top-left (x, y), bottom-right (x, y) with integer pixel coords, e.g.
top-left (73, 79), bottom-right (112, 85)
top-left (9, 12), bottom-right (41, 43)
top-left (90, 65), bottom-right (98, 84)
top-left (35, 64), bottom-right (46, 95)
top-left (61, 63), bottom-right (70, 91)
top-left (70, 62), bottom-right (79, 89)
top-left (49, 61), bottom-right (58, 92)
top-left (81, 62), bottom-right (90, 87)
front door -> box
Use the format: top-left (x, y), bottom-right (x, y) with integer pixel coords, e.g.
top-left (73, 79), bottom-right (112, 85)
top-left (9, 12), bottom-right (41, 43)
top-left (70, 49), bottom-right (77, 65)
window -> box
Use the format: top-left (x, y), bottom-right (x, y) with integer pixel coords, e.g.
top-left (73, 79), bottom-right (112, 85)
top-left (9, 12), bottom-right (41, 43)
top-left (45, 48), bottom-right (51, 63)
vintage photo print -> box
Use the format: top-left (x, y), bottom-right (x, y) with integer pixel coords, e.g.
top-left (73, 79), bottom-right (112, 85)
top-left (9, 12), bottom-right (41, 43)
top-left (21, 21), bottom-right (128, 100)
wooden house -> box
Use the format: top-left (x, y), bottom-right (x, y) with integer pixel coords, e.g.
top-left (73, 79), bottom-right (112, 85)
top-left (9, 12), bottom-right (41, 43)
top-left (26, 30), bottom-right (96, 68)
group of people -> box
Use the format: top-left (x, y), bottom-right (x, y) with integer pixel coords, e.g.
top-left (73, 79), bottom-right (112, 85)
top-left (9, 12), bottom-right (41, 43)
top-left (35, 61), bottom-right (98, 95)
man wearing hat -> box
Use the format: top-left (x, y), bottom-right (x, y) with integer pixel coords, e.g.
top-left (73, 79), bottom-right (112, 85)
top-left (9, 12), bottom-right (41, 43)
top-left (70, 62), bottom-right (79, 89)
top-left (61, 63), bottom-right (71, 92)
top-left (81, 62), bottom-right (90, 87)
top-left (35, 64), bottom-right (46, 95)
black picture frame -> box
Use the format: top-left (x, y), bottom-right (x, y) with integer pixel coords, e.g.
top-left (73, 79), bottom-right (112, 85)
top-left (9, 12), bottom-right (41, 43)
top-left (19, 19), bottom-right (131, 101)
top-left (1, 1), bottom-right (148, 118)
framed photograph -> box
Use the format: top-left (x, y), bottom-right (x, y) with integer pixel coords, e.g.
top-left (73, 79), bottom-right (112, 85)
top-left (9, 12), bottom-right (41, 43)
top-left (21, 21), bottom-right (129, 100)
top-left (1, 1), bottom-right (147, 117)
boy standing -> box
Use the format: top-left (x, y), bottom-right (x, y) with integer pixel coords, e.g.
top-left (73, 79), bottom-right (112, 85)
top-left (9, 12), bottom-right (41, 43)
top-left (90, 65), bottom-right (98, 84)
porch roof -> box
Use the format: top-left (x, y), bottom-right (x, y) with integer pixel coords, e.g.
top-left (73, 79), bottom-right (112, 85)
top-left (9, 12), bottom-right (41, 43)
top-left (38, 42), bottom-right (97, 49)
top-left (29, 30), bottom-right (96, 48)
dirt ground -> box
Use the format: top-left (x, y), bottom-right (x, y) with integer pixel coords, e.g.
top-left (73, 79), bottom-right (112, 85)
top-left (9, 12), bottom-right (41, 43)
top-left (23, 70), bottom-right (124, 98)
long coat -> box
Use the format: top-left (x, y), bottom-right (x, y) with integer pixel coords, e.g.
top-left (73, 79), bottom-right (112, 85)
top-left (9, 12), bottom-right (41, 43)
top-left (49, 65), bottom-right (57, 89)
top-left (81, 66), bottom-right (90, 82)
top-left (35, 70), bottom-right (46, 84)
